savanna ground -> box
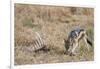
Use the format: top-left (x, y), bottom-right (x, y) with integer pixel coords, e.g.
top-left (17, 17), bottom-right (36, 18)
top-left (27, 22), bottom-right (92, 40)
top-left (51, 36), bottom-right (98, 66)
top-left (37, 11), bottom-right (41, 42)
top-left (14, 4), bottom-right (94, 65)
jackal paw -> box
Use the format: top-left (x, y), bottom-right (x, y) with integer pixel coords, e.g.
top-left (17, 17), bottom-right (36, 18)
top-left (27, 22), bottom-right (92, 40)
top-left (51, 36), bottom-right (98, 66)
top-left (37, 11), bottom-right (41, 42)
top-left (69, 52), bottom-right (77, 56)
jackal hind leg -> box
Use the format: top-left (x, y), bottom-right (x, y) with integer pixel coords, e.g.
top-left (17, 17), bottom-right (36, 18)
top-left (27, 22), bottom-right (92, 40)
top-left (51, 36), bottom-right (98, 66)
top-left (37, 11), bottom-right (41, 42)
top-left (84, 36), bottom-right (90, 51)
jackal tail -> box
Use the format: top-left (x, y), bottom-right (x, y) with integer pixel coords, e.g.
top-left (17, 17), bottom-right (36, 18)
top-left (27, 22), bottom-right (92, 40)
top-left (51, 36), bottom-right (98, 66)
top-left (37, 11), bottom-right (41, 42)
top-left (86, 37), bottom-right (92, 47)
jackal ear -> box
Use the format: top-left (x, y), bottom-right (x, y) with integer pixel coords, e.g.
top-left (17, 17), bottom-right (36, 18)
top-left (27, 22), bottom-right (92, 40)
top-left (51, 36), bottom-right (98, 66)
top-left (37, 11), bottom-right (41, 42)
top-left (64, 38), bottom-right (67, 42)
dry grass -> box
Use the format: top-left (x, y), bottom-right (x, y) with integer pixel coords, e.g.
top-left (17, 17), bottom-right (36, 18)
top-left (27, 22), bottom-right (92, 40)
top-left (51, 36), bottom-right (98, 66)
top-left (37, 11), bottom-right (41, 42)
top-left (14, 3), bottom-right (94, 65)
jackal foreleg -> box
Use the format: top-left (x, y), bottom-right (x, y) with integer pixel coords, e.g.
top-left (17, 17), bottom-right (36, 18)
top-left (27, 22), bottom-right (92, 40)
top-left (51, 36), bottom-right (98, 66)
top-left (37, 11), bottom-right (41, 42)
top-left (68, 42), bottom-right (78, 56)
top-left (71, 42), bottom-right (78, 54)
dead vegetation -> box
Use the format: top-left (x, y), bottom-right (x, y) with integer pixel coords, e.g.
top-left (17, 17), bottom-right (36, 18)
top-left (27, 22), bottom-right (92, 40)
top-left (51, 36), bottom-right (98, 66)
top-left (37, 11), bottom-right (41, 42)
top-left (14, 4), bottom-right (94, 65)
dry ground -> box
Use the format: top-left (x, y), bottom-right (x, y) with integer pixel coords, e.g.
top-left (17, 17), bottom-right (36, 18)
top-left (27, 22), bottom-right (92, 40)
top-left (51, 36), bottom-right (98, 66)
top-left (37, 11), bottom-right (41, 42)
top-left (14, 4), bottom-right (94, 65)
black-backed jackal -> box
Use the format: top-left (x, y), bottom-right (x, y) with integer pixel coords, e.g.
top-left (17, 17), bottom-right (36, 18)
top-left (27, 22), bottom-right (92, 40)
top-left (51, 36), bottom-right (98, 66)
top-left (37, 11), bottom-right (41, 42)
top-left (64, 28), bottom-right (92, 56)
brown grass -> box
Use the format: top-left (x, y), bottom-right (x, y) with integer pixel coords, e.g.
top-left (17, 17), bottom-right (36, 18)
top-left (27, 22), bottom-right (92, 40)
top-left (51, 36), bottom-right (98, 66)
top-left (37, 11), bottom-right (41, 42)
top-left (14, 3), bottom-right (94, 65)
